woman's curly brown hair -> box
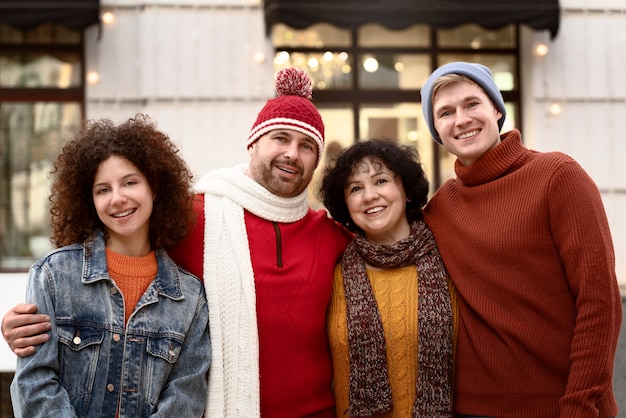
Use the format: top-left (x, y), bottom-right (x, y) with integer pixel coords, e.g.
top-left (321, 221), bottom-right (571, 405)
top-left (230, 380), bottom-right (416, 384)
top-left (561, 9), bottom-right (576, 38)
top-left (317, 138), bottom-right (429, 235)
top-left (49, 114), bottom-right (195, 250)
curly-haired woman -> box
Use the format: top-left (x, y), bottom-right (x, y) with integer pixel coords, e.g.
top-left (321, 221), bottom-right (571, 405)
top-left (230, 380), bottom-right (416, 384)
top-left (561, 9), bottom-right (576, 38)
top-left (318, 138), bottom-right (457, 418)
top-left (10, 114), bottom-right (210, 417)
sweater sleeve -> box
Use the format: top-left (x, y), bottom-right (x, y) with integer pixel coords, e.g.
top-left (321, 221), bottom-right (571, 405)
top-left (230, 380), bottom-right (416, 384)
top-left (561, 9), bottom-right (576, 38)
top-left (548, 160), bottom-right (622, 418)
top-left (167, 194), bottom-right (205, 279)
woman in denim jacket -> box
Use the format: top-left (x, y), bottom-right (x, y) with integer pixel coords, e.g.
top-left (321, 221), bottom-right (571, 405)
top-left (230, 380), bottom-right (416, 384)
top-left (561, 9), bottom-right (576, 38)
top-left (10, 115), bottom-right (211, 418)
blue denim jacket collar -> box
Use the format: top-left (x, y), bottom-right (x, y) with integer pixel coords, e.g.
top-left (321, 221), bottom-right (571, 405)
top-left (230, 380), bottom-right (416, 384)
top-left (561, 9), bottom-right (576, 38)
top-left (81, 229), bottom-right (184, 301)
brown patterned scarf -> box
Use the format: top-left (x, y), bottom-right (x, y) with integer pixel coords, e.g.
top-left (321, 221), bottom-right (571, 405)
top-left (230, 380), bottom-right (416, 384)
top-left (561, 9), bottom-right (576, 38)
top-left (341, 220), bottom-right (453, 417)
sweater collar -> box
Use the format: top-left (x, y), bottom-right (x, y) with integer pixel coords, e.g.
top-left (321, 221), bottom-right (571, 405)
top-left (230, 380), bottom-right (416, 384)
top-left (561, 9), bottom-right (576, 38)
top-left (454, 129), bottom-right (527, 186)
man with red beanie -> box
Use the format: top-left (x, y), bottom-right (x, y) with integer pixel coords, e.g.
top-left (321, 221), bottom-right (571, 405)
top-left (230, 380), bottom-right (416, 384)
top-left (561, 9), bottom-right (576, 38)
top-left (420, 61), bottom-right (621, 418)
top-left (2, 68), bottom-right (352, 417)
top-left (175, 67), bottom-right (351, 417)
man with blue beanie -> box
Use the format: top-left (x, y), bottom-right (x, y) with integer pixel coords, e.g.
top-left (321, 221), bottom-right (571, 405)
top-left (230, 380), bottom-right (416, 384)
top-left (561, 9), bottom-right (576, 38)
top-left (421, 62), bottom-right (621, 418)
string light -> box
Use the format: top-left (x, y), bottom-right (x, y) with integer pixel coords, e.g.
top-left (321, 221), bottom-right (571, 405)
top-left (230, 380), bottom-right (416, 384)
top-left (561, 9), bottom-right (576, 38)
top-left (534, 43), bottom-right (549, 57)
top-left (86, 71), bottom-right (100, 84)
top-left (548, 103), bottom-right (561, 116)
top-left (102, 11), bottom-right (115, 25)
top-left (253, 51), bottom-right (266, 64)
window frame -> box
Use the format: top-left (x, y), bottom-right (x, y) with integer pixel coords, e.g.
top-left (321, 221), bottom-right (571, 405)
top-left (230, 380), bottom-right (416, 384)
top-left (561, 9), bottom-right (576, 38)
top-left (0, 25), bottom-right (86, 272)
top-left (272, 24), bottom-right (522, 191)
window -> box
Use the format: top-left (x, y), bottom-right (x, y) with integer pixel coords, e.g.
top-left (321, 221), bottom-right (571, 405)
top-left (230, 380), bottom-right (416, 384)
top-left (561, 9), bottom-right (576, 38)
top-left (0, 24), bottom-right (84, 270)
top-left (271, 22), bottom-right (520, 203)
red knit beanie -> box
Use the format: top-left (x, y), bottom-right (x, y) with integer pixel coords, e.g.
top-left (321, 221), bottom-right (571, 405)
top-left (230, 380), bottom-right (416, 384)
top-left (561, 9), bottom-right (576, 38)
top-left (246, 68), bottom-right (325, 163)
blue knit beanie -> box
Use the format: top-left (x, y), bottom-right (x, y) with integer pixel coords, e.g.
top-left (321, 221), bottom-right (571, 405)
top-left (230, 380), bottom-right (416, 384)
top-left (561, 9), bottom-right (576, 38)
top-left (420, 62), bottom-right (507, 144)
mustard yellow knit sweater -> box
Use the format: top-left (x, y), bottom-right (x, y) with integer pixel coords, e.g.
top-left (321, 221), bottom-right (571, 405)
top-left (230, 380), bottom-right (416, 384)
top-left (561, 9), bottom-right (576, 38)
top-left (328, 264), bottom-right (457, 417)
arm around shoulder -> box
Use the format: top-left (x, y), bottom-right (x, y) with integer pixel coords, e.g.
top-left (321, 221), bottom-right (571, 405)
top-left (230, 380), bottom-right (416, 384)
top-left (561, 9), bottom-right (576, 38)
top-left (2, 303), bottom-right (51, 357)
top-left (10, 265), bottom-right (75, 417)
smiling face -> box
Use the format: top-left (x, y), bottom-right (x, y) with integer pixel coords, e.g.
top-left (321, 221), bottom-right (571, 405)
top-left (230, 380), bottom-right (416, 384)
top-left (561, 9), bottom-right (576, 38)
top-left (92, 155), bottom-right (154, 255)
top-left (247, 129), bottom-right (319, 198)
top-left (433, 80), bottom-right (503, 166)
top-left (344, 156), bottom-right (410, 245)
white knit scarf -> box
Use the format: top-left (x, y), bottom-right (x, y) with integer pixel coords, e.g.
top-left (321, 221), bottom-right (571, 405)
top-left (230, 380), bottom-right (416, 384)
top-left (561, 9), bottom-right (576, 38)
top-left (194, 164), bottom-right (309, 417)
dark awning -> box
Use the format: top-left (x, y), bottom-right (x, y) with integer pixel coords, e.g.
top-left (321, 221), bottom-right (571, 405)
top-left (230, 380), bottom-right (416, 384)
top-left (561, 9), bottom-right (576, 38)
top-left (0, 0), bottom-right (100, 31)
top-left (264, 0), bottom-right (560, 39)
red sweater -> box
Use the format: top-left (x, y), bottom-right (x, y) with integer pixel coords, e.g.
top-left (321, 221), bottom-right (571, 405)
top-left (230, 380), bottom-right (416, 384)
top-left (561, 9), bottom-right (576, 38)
top-left (423, 130), bottom-right (621, 418)
top-left (168, 195), bottom-right (352, 417)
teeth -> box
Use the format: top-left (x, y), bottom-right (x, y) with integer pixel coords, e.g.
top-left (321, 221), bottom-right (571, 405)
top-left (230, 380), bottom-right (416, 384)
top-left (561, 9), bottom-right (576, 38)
top-left (366, 206), bottom-right (384, 214)
top-left (457, 130), bottom-right (478, 139)
top-left (113, 209), bottom-right (134, 218)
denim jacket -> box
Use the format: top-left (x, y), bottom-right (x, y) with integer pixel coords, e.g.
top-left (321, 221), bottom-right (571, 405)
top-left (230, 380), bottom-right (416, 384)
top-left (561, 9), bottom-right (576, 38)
top-left (11, 230), bottom-right (211, 418)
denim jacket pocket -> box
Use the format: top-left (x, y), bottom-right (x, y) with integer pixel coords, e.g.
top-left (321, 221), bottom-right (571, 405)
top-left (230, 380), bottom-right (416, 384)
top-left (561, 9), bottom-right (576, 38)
top-left (57, 324), bottom-right (105, 414)
top-left (146, 335), bottom-right (182, 363)
top-left (143, 335), bottom-right (183, 406)
top-left (58, 324), bottom-right (106, 351)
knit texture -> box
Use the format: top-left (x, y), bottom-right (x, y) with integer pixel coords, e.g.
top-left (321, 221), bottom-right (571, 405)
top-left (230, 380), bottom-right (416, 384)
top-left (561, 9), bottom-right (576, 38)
top-left (247, 68), bottom-right (325, 163)
top-left (106, 248), bottom-right (157, 324)
top-left (194, 164), bottom-right (309, 417)
top-left (247, 209), bottom-right (351, 417)
top-left (167, 186), bottom-right (353, 417)
top-left (423, 130), bottom-right (621, 418)
top-left (340, 221), bottom-right (454, 417)
top-left (420, 61), bottom-right (506, 144)
top-left (329, 266), bottom-right (458, 417)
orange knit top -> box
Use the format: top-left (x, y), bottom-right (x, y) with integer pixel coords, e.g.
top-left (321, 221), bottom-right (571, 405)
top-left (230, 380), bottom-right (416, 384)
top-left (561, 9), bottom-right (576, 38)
top-left (106, 248), bottom-right (157, 324)
top-left (328, 265), bottom-right (457, 417)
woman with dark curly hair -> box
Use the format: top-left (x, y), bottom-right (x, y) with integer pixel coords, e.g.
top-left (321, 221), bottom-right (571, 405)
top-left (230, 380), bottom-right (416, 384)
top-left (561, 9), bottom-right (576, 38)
top-left (49, 114), bottom-right (196, 251)
top-left (317, 138), bottom-right (457, 418)
top-left (10, 114), bottom-right (210, 417)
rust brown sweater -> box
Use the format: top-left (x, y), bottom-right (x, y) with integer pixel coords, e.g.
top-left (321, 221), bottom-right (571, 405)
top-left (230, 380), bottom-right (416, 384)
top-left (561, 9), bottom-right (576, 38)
top-left (423, 130), bottom-right (621, 418)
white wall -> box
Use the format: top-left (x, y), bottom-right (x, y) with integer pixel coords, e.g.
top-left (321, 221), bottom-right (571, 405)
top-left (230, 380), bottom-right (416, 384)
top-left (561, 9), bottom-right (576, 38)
top-left (85, 0), bottom-right (275, 181)
top-left (0, 274), bottom-right (27, 371)
top-left (521, 2), bottom-right (626, 286)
